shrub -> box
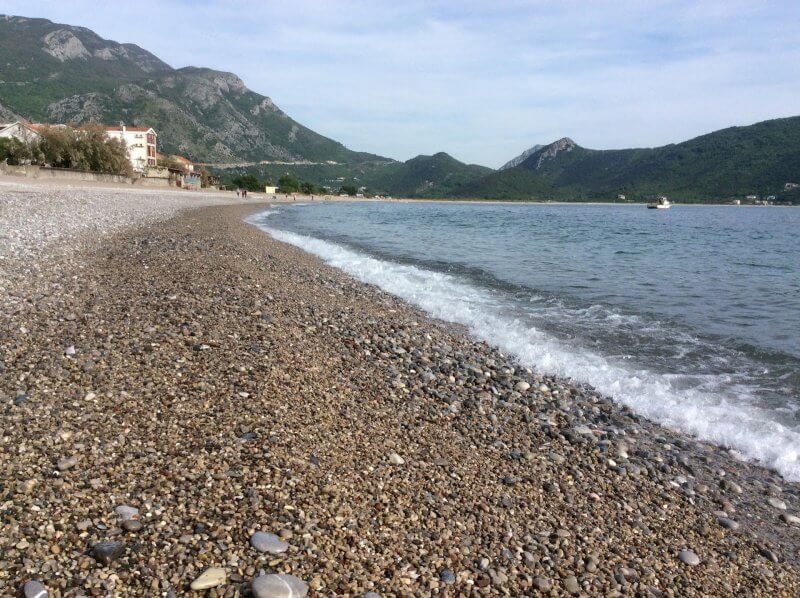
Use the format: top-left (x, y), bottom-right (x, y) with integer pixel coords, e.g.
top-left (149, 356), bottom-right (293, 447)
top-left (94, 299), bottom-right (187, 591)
top-left (33, 125), bottom-right (132, 175)
top-left (0, 137), bottom-right (32, 165)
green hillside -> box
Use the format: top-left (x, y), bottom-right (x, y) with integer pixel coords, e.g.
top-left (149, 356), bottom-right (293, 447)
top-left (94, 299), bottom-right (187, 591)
top-left (0, 14), bottom-right (385, 164)
top-left (218, 151), bottom-right (492, 197)
top-left (457, 118), bottom-right (800, 202)
top-left (358, 152), bottom-right (492, 197)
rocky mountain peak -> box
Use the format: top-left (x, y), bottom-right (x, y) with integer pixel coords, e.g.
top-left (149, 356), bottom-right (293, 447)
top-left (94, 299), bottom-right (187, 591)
top-left (500, 144), bottom-right (544, 170)
top-left (532, 137), bottom-right (577, 169)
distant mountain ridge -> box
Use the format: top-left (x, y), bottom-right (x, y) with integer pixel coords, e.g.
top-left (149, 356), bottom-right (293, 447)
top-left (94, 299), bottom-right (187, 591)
top-left (1, 14), bottom-right (797, 201)
top-left (456, 118), bottom-right (800, 202)
top-left (360, 152), bottom-right (493, 197)
top-left (0, 14), bottom-right (388, 164)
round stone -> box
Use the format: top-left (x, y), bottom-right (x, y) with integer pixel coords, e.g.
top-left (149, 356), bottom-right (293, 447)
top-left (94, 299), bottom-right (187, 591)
top-left (57, 456), bottom-right (78, 471)
top-left (563, 575), bottom-right (580, 594)
top-left (717, 516), bottom-right (740, 531)
top-left (23, 580), bottom-right (48, 598)
top-left (439, 569), bottom-right (456, 584)
top-left (250, 531), bottom-right (289, 554)
top-left (679, 549), bottom-right (700, 566)
top-left (767, 497), bottom-right (787, 510)
top-left (252, 574), bottom-right (309, 598)
top-left (123, 519), bottom-right (143, 532)
top-left (91, 541), bottom-right (125, 566)
top-left (388, 452), bottom-right (405, 465)
top-left (190, 568), bottom-right (227, 590)
top-left (115, 505), bottom-right (139, 521)
top-left (514, 381), bottom-right (530, 392)
top-left (780, 513), bottom-right (800, 525)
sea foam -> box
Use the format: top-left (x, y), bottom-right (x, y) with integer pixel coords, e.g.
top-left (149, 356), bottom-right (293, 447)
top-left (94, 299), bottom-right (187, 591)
top-left (249, 210), bottom-right (800, 481)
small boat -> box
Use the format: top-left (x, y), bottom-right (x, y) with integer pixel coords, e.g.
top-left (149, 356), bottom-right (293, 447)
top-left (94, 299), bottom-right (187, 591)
top-left (647, 197), bottom-right (671, 209)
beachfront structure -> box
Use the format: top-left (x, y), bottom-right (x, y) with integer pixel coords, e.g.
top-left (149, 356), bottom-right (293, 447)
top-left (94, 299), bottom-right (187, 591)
top-left (0, 121), bottom-right (40, 144)
top-left (264, 185), bottom-right (277, 194)
top-left (104, 125), bottom-right (157, 172)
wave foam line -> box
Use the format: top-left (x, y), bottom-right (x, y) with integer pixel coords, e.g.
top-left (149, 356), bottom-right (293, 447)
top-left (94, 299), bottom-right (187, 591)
top-left (249, 212), bottom-right (800, 480)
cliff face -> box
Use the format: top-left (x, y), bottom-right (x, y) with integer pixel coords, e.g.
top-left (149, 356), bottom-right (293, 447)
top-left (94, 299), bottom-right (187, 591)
top-left (499, 144), bottom-right (543, 170)
top-left (0, 15), bottom-right (385, 163)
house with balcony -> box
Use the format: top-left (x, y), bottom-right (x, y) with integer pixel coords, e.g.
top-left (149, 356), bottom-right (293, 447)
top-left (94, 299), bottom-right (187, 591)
top-left (104, 125), bottom-right (157, 172)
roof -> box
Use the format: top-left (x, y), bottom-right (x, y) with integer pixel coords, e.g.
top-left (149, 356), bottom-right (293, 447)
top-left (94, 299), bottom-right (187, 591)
top-left (104, 126), bottom-right (156, 133)
top-left (1, 121), bottom-right (43, 133)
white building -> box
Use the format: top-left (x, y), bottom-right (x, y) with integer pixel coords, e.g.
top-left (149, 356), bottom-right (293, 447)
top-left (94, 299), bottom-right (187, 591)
top-left (104, 125), bottom-right (157, 172)
top-left (0, 122), bottom-right (40, 144)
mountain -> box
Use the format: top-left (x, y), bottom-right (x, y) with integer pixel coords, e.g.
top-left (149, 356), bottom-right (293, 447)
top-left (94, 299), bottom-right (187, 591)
top-left (359, 152), bottom-right (493, 197)
top-left (499, 144), bottom-right (544, 170)
top-left (457, 118), bottom-right (800, 201)
top-left (0, 14), bottom-right (388, 164)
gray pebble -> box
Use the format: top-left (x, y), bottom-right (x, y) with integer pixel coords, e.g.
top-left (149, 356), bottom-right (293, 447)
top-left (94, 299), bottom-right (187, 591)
top-left (717, 516), bottom-right (740, 531)
top-left (679, 549), bottom-right (700, 566)
top-left (57, 456), bottom-right (78, 471)
top-left (91, 541), bottom-right (125, 565)
top-left (250, 531), bottom-right (289, 554)
top-left (23, 580), bottom-right (48, 598)
top-left (252, 574), bottom-right (308, 598)
top-left (767, 497), bottom-right (787, 510)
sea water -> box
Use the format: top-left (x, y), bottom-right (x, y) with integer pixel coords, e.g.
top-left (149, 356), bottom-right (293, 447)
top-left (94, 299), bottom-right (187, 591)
top-left (249, 202), bottom-right (800, 480)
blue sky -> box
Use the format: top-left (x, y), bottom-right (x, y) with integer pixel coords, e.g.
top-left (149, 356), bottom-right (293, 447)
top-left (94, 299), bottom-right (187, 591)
top-left (6, 0), bottom-right (800, 166)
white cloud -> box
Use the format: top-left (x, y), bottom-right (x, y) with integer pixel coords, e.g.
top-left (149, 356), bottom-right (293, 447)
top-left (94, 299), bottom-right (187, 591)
top-left (6, 0), bottom-right (800, 165)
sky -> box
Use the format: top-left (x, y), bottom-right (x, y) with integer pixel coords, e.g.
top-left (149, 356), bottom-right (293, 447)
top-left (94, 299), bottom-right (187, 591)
top-left (5, 0), bottom-right (800, 167)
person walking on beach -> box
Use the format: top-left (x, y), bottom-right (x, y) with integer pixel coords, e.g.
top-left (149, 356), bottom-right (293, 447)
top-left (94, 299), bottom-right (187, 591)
top-left (236, 189), bottom-right (240, 198)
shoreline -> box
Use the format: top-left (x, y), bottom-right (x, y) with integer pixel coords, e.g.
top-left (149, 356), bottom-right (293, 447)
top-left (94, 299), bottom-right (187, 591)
top-left (5, 171), bottom-right (796, 208)
top-left (1, 187), bottom-right (799, 595)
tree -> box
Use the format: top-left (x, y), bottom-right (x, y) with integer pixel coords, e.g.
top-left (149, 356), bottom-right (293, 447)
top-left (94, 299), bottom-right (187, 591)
top-left (339, 184), bottom-right (357, 196)
top-left (299, 181), bottom-right (317, 195)
top-left (0, 137), bottom-right (32, 165)
top-left (278, 173), bottom-right (300, 193)
top-left (230, 174), bottom-right (262, 192)
top-left (33, 125), bottom-right (132, 175)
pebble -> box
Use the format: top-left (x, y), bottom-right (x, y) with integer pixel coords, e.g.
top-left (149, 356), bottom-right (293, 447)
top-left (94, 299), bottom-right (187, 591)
top-left (91, 541), bottom-right (125, 566)
top-left (388, 452), bottom-right (405, 465)
top-left (123, 519), bottom-right (143, 532)
top-left (716, 516), bottom-right (738, 531)
top-left (760, 548), bottom-right (779, 563)
top-left (679, 549), bottom-right (700, 566)
top-left (250, 531), bottom-right (289, 554)
top-left (514, 381), bottom-right (530, 392)
top-left (439, 569), bottom-right (456, 584)
top-left (780, 513), bottom-right (800, 525)
top-left (564, 575), bottom-right (580, 594)
top-left (56, 456), bottom-right (78, 471)
top-left (115, 505), bottom-right (139, 521)
top-left (252, 573), bottom-right (309, 598)
top-left (767, 497), bottom-right (787, 510)
top-left (23, 580), bottom-right (48, 598)
top-left (190, 567), bottom-right (227, 590)
top-left (533, 577), bottom-right (553, 591)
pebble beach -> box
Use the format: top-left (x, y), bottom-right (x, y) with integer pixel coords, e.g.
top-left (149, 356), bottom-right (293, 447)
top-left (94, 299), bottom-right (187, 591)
top-left (2, 182), bottom-right (800, 596)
